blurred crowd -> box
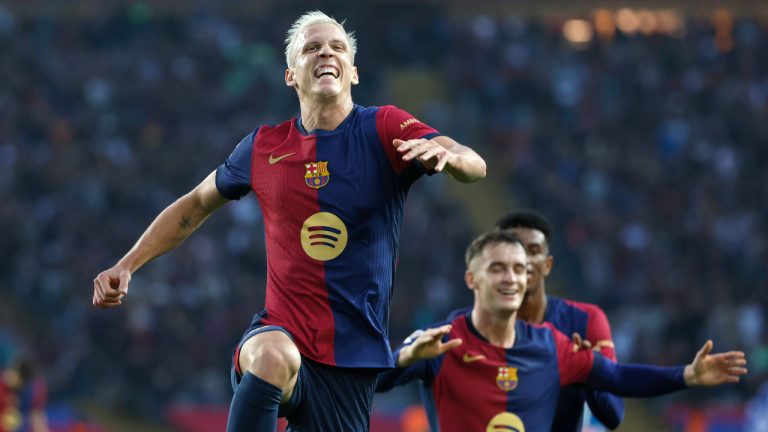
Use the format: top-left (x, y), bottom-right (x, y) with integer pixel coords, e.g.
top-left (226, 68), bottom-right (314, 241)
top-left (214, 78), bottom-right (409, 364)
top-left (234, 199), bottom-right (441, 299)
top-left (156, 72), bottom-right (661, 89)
top-left (1, 2), bottom-right (766, 419)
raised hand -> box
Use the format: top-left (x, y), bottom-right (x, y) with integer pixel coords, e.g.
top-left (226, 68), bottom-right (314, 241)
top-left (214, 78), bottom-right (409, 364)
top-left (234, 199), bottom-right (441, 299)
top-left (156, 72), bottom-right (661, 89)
top-left (93, 265), bottom-right (131, 308)
top-left (683, 340), bottom-right (748, 386)
top-left (397, 325), bottom-right (463, 367)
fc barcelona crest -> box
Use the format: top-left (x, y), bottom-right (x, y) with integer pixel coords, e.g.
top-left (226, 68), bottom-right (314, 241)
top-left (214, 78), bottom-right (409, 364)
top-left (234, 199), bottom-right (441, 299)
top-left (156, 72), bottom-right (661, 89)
top-left (305, 161), bottom-right (330, 189)
top-left (496, 366), bottom-right (518, 391)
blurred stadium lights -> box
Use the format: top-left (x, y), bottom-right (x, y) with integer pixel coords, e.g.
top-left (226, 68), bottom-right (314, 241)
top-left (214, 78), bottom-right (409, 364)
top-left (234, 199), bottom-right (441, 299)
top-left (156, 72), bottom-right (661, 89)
top-left (562, 7), bottom-right (687, 45)
top-left (615, 8), bottom-right (641, 35)
top-left (1, 0), bottom-right (767, 18)
top-left (636, 9), bottom-right (658, 35)
top-left (712, 9), bottom-right (736, 52)
top-left (592, 9), bottom-right (616, 39)
top-left (562, 19), bottom-right (593, 47)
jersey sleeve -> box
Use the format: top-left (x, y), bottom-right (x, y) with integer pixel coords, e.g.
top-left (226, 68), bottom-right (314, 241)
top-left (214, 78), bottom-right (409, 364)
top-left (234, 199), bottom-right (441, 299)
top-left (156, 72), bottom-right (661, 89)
top-left (376, 105), bottom-right (441, 174)
top-left (585, 387), bottom-right (624, 429)
top-left (376, 344), bottom-right (438, 392)
top-left (547, 323), bottom-right (595, 387)
top-left (581, 304), bottom-right (624, 428)
top-left (585, 355), bottom-right (687, 396)
top-left (215, 129), bottom-right (257, 200)
top-left (376, 327), bottom-right (445, 392)
top-left (583, 304), bottom-right (617, 361)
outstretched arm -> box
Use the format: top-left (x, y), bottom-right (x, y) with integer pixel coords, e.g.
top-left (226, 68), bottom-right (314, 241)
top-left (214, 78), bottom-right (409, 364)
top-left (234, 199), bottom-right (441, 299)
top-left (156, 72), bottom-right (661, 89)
top-left (394, 136), bottom-right (486, 183)
top-left (92, 171), bottom-right (229, 308)
top-left (584, 340), bottom-right (747, 396)
top-left (396, 325), bottom-right (463, 367)
top-left (376, 325), bottom-right (462, 392)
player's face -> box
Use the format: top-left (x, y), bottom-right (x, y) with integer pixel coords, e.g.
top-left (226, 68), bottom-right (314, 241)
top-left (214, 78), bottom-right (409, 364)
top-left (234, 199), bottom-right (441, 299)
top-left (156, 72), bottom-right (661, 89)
top-left (285, 23), bottom-right (359, 100)
top-left (503, 228), bottom-right (552, 293)
top-left (466, 242), bottom-right (528, 315)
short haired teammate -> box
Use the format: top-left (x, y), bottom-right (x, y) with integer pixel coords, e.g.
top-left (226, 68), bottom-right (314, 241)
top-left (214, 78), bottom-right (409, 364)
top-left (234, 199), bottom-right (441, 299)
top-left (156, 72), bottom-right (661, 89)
top-left (495, 209), bottom-right (623, 431)
top-left (376, 230), bottom-right (747, 432)
top-left (91, 11), bottom-right (486, 432)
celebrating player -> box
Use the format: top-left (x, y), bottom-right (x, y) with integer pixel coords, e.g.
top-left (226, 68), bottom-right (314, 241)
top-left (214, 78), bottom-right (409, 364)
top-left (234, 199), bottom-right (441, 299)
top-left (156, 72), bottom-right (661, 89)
top-left (376, 230), bottom-right (747, 432)
top-left (496, 209), bottom-right (623, 431)
top-left (91, 10), bottom-right (486, 432)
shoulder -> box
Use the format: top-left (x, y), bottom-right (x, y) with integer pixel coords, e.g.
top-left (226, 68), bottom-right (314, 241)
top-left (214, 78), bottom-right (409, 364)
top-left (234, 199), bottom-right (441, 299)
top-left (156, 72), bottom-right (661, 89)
top-left (521, 320), bottom-right (559, 344)
top-left (562, 298), bottom-right (608, 320)
top-left (254, 118), bottom-right (295, 142)
top-left (374, 104), bottom-right (420, 124)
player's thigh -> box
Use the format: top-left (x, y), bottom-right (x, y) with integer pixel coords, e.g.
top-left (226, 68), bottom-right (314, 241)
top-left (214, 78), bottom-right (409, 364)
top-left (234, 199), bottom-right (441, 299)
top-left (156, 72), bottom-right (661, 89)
top-left (238, 330), bottom-right (302, 396)
top-left (285, 358), bottom-right (378, 432)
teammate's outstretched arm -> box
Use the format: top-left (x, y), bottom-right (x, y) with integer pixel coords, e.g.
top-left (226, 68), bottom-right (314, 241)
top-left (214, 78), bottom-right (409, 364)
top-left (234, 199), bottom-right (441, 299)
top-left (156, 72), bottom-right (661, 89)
top-left (376, 325), bottom-right (462, 392)
top-left (396, 325), bottom-right (463, 367)
top-left (393, 136), bottom-right (486, 183)
top-left (580, 340), bottom-right (747, 397)
top-left (92, 171), bottom-right (229, 308)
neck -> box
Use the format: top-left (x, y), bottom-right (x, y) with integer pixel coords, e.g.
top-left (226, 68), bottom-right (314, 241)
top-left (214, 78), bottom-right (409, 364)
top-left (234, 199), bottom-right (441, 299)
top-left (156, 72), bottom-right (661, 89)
top-left (298, 96), bottom-right (354, 132)
top-left (471, 307), bottom-right (517, 348)
top-left (518, 283), bottom-right (547, 324)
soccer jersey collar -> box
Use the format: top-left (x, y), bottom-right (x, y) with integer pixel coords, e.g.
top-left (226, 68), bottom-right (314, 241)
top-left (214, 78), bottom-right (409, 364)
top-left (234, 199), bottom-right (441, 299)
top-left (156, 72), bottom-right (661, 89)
top-left (463, 312), bottom-right (524, 348)
top-left (295, 104), bottom-right (360, 137)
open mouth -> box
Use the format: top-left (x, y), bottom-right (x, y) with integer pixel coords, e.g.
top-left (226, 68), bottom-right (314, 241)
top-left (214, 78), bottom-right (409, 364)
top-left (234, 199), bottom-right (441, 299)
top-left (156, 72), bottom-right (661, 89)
top-left (498, 288), bottom-right (521, 297)
top-left (314, 65), bottom-right (340, 79)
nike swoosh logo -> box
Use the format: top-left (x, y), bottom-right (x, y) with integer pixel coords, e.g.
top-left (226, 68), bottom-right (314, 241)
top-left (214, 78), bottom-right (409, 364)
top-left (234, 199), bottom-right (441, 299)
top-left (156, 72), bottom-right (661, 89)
top-left (462, 353), bottom-right (486, 363)
top-left (268, 152), bottom-right (296, 164)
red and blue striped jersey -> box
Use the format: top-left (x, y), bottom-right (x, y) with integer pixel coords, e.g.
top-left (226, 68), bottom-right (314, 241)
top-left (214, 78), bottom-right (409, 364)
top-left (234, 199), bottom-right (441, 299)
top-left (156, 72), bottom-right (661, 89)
top-left (544, 297), bottom-right (623, 431)
top-left (216, 104), bottom-right (439, 368)
top-left (379, 312), bottom-right (688, 432)
top-left (379, 313), bottom-right (595, 432)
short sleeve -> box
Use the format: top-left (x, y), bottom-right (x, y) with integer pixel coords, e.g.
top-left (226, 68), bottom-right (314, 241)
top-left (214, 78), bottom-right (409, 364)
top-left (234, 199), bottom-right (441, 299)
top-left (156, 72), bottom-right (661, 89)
top-left (376, 105), bottom-right (441, 174)
top-left (216, 129), bottom-right (257, 200)
top-left (584, 304), bottom-right (617, 361)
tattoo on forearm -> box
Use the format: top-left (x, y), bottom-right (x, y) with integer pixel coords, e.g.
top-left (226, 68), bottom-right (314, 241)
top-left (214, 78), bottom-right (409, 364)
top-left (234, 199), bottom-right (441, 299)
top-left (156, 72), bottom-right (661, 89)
top-left (180, 216), bottom-right (192, 230)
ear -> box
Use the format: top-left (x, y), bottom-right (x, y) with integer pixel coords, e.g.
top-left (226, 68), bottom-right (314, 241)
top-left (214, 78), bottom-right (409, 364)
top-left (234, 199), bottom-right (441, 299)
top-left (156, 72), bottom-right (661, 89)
top-left (464, 270), bottom-right (475, 291)
top-left (351, 66), bottom-right (359, 85)
top-left (285, 68), bottom-right (297, 87)
top-left (542, 255), bottom-right (554, 277)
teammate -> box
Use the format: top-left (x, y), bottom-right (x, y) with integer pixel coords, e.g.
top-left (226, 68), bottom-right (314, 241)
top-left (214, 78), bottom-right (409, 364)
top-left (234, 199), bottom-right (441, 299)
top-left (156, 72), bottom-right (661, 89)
top-left (0, 357), bottom-right (49, 432)
top-left (376, 230), bottom-right (747, 432)
top-left (496, 209), bottom-right (623, 431)
top-left (91, 10), bottom-right (486, 432)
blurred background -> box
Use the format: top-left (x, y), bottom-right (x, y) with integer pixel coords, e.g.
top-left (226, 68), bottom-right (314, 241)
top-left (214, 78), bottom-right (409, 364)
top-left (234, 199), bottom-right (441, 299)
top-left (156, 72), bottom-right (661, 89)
top-left (1, 0), bottom-right (767, 431)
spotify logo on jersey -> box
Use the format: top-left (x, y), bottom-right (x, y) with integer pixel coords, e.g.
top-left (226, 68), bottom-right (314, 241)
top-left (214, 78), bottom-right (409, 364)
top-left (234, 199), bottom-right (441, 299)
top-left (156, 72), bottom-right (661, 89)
top-left (487, 412), bottom-right (525, 432)
top-left (300, 212), bottom-right (348, 261)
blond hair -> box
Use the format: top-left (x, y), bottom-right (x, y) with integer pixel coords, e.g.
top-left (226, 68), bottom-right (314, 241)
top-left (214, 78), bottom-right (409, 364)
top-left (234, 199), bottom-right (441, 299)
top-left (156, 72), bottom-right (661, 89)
top-left (284, 11), bottom-right (357, 69)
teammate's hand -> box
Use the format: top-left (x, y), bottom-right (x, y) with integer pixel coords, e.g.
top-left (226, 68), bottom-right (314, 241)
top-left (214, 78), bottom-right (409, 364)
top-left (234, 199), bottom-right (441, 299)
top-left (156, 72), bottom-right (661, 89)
top-left (393, 138), bottom-right (455, 173)
top-left (397, 325), bottom-right (462, 367)
top-left (571, 332), bottom-right (593, 352)
top-left (93, 265), bottom-right (131, 308)
top-left (683, 340), bottom-right (747, 386)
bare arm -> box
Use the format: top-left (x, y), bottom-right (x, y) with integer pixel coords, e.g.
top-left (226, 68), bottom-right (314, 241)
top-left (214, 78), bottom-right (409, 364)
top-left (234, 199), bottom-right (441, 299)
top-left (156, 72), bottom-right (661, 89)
top-left (93, 171), bottom-right (229, 308)
top-left (394, 135), bottom-right (486, 183)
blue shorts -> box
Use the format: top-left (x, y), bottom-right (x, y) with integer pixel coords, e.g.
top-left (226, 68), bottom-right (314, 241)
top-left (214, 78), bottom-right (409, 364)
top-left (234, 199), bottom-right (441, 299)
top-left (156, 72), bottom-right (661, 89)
top-left (231, 314), bottom-right (380, 432)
